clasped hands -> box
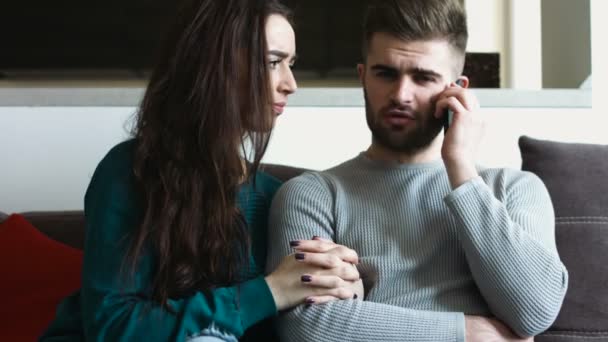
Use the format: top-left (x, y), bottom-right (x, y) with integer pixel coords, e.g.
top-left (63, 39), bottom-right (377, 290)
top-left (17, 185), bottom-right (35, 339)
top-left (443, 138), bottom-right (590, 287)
top-left (266, 236), bottom-right (363, 310)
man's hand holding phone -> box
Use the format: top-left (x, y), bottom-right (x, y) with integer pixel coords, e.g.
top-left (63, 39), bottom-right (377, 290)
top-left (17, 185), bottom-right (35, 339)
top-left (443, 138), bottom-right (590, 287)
top-left (433, 76), bottom-right (484, 189)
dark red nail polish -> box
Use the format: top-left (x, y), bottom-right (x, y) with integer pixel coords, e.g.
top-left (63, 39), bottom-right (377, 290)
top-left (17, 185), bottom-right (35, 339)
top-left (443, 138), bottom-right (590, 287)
top-left (305, 298), bottom-right (315, 304)
top-left (290, 240), bottom-right (301, 247)
top-left (301, 275), bottom-right (312, 282)
top-left (353, 294), bottom-right (358, 299)
top-left (295, 253), bottom-right (305, 260)
top-left (312, 235), bottom-right (320, 240)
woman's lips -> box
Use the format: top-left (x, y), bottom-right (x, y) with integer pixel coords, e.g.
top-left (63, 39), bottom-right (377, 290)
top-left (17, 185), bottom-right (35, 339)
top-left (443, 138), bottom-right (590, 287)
top-left (273, 103), bottom-right (286, 115)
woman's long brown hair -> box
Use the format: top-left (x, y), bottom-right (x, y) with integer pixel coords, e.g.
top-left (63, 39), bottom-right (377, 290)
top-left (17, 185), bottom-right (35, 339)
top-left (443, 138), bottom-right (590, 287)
top-left (126, 0), bottom-right (292, 309)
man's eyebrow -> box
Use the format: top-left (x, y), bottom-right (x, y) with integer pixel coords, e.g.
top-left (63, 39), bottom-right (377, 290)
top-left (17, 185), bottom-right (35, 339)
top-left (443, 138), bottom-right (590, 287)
top-left (410, 67), bottom-right (442, 78)
top-left (370, 64), bottom-right (442, 78)
top-left (268, 50), bottom-right (297, 61)
top-left (370, 64), bottom-right (398, 72)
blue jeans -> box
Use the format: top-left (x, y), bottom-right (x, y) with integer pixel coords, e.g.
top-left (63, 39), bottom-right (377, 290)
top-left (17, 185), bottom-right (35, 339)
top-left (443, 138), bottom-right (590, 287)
top-left (187, 323), bottom-right (238, 342)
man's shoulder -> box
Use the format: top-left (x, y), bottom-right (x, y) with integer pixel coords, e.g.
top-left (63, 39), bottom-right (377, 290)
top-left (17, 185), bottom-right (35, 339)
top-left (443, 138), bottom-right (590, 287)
top-left (279, 170), bottom-right (330, 194)
top-left (276, 156), bottom-right (361, 198)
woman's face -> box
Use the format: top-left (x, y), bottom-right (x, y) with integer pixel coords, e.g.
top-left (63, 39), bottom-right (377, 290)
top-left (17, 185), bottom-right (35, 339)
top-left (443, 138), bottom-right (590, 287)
top-left (265, 14), bottom-right (297, 118)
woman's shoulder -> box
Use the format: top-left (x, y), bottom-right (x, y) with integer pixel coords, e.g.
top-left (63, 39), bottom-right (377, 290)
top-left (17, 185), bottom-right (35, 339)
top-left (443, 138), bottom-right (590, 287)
top-left (97, 139), bottom-right (136, 174)
top-left (91, 140), bottom-right (137, 184)
top-left (85, 139), bottom-right (138, 207)
top-left (252, 170), bottom-right (283, 198)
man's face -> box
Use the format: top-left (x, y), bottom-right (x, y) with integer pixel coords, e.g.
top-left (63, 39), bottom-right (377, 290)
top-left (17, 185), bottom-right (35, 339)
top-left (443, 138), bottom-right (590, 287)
top-left (358, 33), bottom-right (458, 154)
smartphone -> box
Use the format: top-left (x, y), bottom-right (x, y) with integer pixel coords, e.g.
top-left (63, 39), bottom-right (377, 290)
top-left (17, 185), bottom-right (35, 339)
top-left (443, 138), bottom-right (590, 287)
top-left (443, 78), bottom-right (464, 132)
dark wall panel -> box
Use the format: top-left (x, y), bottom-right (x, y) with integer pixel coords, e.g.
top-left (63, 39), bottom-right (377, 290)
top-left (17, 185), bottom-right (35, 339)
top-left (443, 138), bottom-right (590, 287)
top-left (0, 0), bottom-right (498, 87)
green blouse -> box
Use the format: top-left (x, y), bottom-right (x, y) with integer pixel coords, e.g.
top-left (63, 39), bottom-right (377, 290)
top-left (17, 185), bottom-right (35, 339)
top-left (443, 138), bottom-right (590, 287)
top-left (41, 140), bottom-right (282, 341)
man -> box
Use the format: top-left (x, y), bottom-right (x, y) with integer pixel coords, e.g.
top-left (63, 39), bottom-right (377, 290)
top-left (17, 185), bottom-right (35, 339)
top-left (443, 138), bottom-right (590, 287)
top-left (266, 0), bottom-right (568, 341)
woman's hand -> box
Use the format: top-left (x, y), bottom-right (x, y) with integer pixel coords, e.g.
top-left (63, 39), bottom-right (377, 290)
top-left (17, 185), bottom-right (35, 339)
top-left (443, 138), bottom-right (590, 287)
top-left (265, 237), bottom-right (363, 310)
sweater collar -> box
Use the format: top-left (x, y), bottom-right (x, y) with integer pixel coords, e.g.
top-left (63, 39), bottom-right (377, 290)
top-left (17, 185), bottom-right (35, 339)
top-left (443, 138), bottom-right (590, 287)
top-left (355, 152), bottom-right (445, 171)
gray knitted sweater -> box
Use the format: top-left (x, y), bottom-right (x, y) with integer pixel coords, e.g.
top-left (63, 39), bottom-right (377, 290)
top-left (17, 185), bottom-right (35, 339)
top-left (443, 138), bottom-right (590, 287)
top-left (266, 153), bottom-right (568, 341)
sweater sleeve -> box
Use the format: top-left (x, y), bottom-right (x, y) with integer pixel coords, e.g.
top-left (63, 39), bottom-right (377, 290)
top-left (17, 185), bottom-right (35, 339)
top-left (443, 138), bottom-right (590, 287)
top-left (267, 173), bottom-right (465, 342)
top-left (444, 172), bottom-right (568, 337)
top-left (78, 147), bottom-right (276, 341)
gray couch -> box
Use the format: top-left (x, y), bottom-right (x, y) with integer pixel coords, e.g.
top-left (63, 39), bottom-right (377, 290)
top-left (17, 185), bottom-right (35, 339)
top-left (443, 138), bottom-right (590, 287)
top-left (2, 138), bottom-right (607, 341)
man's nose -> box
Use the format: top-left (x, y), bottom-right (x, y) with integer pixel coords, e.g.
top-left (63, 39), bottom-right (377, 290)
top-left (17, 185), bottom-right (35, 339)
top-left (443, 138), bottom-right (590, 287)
top-left (391, 77), bottom-right (414, 104)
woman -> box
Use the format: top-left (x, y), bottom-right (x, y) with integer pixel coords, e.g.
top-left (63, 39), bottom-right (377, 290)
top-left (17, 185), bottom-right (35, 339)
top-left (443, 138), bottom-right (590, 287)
top-left (41, 0), bottom-right (360, 341)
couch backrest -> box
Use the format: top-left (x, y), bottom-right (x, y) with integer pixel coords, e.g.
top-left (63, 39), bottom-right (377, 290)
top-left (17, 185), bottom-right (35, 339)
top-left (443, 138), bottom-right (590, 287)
top-left (21, 211), bottom-right (86, 250)
top-left (260, 163), bottom-right (311, 182)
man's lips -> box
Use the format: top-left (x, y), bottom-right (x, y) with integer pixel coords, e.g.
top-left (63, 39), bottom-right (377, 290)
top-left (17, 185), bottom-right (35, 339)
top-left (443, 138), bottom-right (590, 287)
top-left (385, 109), bottom-right (415, 119)
top-left (383, 109), bottom-right (415, 126)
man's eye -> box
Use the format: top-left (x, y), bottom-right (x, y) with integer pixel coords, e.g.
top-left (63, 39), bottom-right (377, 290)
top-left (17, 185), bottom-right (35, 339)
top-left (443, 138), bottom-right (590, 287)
top-left (415, 75), bottom-right (435, 83)
top-left (376, 71), bottom-right (396, 79)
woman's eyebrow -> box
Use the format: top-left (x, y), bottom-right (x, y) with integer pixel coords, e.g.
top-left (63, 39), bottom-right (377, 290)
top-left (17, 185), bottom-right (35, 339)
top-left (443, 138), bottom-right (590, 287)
top-left (268, 50), bottom-right (289, 58)
top-left (269, 50), bottom-right (297, 62)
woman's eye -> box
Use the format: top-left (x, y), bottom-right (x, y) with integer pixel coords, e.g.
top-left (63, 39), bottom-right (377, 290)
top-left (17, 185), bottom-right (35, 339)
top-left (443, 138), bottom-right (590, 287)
top-left (269, 60), bottom-right (281, 69)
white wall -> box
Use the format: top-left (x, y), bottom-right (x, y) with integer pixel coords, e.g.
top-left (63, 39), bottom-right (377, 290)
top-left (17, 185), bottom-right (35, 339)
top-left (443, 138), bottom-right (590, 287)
top-left (465, 0), bottom-right (543, 89)
top-left (465, 0), bottom-right (508, 87)
top-left (507, 0), bottom-right (543, 89)
top-left (0, 107), bottom-right (134, 212)
top-left (467, 0), bottom-right (595, 90)
top-left (466, 0), bottom-right (506, 53)
top-left (271, 105), bottom-right (608, 169)
top-left (0, 105), bottom-right (605, 213)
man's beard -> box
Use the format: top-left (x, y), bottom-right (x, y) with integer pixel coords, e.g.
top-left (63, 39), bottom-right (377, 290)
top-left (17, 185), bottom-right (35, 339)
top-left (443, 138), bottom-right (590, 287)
top-left (364, 89), bottom-right (443, 154)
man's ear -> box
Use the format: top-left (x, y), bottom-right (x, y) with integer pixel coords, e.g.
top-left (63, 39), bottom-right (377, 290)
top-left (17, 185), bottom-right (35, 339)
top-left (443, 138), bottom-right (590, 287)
top-left (456, 76), bottom-right (470, 88)
top-left (357, 63), bottom-right (366, 85)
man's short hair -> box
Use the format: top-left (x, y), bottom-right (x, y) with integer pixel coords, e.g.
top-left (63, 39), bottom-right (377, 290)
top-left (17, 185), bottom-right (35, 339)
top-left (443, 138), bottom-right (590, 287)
top-left (362, 0), bottom-right (468, 74)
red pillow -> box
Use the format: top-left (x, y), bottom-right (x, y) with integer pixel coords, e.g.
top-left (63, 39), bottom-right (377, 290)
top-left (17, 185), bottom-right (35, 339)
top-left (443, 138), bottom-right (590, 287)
top-left (0, 214), bottom-right (83, 341)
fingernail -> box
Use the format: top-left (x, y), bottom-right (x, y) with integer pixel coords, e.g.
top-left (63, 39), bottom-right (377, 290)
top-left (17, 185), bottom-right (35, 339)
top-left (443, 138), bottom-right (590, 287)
top-left (312, 235), bottom-right (320, 240)
top-left (295, 253), bottom-right (305, 260)
top-left (353, 294), bottom-right (358, 299)
top-left (301, 275), bottom-right (312, 282)
top-left (305, 297), bottom-right (315, 304)
top-left (290, 240), bottom-right (301, 247)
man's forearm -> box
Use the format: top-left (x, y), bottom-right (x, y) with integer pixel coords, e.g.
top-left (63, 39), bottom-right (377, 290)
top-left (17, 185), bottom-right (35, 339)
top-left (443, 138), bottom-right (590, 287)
top-left (445, 176), bottom-right (568, 337)
top-left (277, 300), bottom-right (465, 342)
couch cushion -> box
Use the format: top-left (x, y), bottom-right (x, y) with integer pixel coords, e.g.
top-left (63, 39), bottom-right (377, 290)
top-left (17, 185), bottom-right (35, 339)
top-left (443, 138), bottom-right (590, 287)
top-left (0, 214), bottom-right (83, 341)
top-left (519, 136), bottom-right (608, 340)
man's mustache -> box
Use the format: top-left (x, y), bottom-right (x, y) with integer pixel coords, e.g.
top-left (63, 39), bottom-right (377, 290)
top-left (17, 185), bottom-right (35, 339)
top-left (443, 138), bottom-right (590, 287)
top-left (381, 105), bottom-right (417, 119)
